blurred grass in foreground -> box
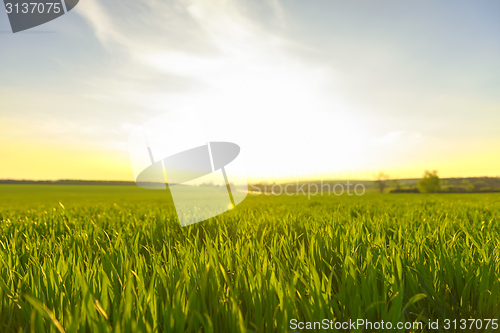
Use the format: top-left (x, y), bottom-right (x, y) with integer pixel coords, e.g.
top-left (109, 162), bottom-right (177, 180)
top-left (0, 185), bottom-right (499, 332)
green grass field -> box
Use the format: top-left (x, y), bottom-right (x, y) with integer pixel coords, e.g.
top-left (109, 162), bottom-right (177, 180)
top-left (1, 185), bottom-right (499, 332)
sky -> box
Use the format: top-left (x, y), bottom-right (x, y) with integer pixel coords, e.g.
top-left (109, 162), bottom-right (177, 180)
top-left (1, 0), bottom-right (499, 182)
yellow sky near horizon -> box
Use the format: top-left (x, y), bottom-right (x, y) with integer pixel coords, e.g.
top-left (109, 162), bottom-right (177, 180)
top-left (1, 135), bottom-right (498, 182)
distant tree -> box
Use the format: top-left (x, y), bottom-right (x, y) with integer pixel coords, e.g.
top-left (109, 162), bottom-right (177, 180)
top-left (461, 179), bottom-right (474, 192)
top-left (392, 179), bottom-right (401, 190)
top-left (417, 170), bottom-right (441, 193)
top-left (473, 180), bottom-right (488, 191)
top-left (374, 172), bottom-right (390, 193)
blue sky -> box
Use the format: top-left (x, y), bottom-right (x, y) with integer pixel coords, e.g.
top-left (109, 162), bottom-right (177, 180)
top-left (1, 0), bottom-right (499, 181)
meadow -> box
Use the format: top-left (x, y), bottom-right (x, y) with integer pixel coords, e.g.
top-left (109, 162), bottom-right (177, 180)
top-left (0, 185), bottom-right (499, 332)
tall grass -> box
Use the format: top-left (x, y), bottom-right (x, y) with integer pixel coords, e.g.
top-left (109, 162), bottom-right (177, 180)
top-left (0, 186), bottom-right (499, 332)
